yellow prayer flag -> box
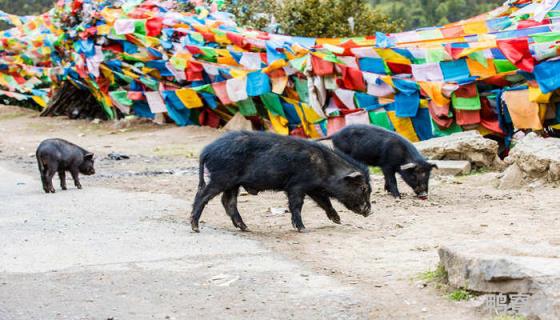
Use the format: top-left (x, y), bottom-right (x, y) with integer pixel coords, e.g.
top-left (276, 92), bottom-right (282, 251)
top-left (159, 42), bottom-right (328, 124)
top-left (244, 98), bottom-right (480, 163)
top-left (31, 96), bottom-right (47, 108)
top-left (387, 111), bottom-right (420, 142)
top-left (529, 85), bottom-right (552, 103)
top-left (462, 21), bottom-right (489, 35)
top-left (267, 111), bottom-right (289, 135)
top-left (376, 49), bottom-right (410, 64)
top-left (418, 82), bottom-right (450, 107)
top-left (176, 88), bottom-right (204, 109)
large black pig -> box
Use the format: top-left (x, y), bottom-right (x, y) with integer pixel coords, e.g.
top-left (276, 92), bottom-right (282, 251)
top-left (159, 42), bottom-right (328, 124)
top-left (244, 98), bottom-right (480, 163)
top-left (320, 125), bottom-right (437, 199)
top-left (36, 138), bottom-right (96, 193)
top-left (191, 131), bottom-right (372, 233)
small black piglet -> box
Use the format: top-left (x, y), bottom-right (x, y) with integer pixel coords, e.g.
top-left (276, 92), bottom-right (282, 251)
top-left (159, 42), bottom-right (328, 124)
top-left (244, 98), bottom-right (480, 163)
top-left (36, 138), bottom-right (96, 193)
top-left (319, 124), bottom-right (437, 199)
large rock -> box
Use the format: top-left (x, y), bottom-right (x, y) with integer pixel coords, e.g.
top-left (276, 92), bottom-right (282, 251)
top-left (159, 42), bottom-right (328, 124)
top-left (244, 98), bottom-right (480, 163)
top-left (415, 131), bottom-right (502, 169)
top-left (498, 163), bottom-right (525, 189)
top-left (439, 241), bottom-right (560, 320)
top-left (429, 160), bottom-right (471, 176)
top-left (223, 112), bottom-right (252, 131)
top-left (505, 133), bottom-right (560, 183)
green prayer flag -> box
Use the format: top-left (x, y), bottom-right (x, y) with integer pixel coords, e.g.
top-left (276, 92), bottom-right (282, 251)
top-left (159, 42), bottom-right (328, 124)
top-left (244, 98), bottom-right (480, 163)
top-left (294, 78), bottom-right (309, 104)
top-left (140, 76), bottom-right (158, 90)
top-left (531, 32), bottom-right (560, 43)
top-left (109, 90), bottom-right (133, 106)
top-left (200, 48), bottom-right (218, 62)
top-left (237, 98), bottom-right (257, 116)
top-left (426, 48), bottom-right (447, 63)
top-left (133, 20), bottom-right (147, 36)
top-left (431, 119), bottom-right (463, 137)
top-left (192, 84), bottom-right (215, 94)
top-left (260, 93), bottom-right (285, 117)
top-left (451, 95), bottom-right (481, 110)
top-left (469, 51), bottom-right (488, 68)
top-left (369, 111), bottom-right (394, 130)
top-left (494, 59), bottom-right (517, 73)
top-left (289, 56), bottom-right (307, 72)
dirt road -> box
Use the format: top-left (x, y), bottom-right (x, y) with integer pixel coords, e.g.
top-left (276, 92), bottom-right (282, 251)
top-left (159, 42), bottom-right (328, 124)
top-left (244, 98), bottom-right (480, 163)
top-left (0, 164), bottom-right (369, 320)
top-left (1, 105), bottom-right (559, 319)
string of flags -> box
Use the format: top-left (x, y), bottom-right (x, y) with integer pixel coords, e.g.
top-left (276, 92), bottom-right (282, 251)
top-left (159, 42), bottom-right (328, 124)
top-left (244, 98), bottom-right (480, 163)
top-left (0, 0), bottom-right (559, 145)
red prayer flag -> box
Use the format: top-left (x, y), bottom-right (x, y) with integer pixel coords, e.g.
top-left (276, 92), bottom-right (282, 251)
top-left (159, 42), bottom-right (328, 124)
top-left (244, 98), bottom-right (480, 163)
top-left (497, 38), bottom-right (536, 72)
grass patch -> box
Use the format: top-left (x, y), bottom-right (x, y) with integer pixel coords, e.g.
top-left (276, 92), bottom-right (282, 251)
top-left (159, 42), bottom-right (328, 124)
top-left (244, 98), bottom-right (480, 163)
top-left (418, 265), bottom-right (477, 302)
top-left (418, 264), bottom-right (448, 283)
top-left (369, 166), bottom-right (382, 175)
top-left (448, 288), bottom-right (473, 301)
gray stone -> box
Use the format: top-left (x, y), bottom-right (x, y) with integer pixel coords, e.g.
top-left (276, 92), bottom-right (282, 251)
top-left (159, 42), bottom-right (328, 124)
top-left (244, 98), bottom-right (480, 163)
top-left (505, 133), bottom-right (560, 183)
top-left (414, 131), bottom-right (502, 169)
top-left (498, 163), bottom-right (525, 189)
top-left (438, 241), bottom-right (560, 320)
top-left (429, 160), bottom-right (471, 176)
top-left (223, 112), bottom-right (252, 131)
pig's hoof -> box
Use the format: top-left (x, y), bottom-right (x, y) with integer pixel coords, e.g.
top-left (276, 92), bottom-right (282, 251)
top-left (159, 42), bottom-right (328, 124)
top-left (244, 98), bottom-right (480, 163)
top-left (49, 188), bottom-right (56, 193)
top-left (293, 221), bottom-right (306, 232)
top-left (232, 217), bottom-right (248, 231)
top-left (238, 223), bottom-right (249, 232)
top-left (191, 220), bottom-right (200, 233)
top-left (76, 185), bottom-right (82, 190)
top-left (329, 215), bottom-right (341, 224)
top-left (297, 227), bottom-right (308, 233)
top-left (61, 186), bottom-right (67, 190)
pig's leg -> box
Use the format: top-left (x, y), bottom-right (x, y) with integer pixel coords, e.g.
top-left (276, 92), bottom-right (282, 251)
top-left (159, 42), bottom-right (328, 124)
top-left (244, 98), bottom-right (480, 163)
top-left (58, 170), bottom-right (67, 190)
top-left (287, 191), bottom-right (306, 232)
top-left (308, 191), bottom-right (341, 224)
top-left (39, 166), bottom-right (49, 193)
top-left (45, 166), bottom-right (57, 193)
top-left (70, 168), bottom-right (82, 189)
top-left (382, 167), bottom-right (401, 198)
top-left (221, 187), bottom-right (248, 231)
top-left (190, 182), bottom-right (223, 233)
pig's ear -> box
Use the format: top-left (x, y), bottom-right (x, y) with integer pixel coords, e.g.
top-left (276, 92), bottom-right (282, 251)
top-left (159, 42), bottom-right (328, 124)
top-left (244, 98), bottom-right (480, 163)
top-left (344, 171), bottom-right (363, 182)
top-left (84, 153), bottom-right (94, 160)
top-left (400, 163), bottom-right (417, 171)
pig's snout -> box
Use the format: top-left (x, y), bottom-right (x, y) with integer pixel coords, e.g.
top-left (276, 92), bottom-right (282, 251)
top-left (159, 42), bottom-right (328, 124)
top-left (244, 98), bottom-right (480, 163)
top-left (416, 191), bottom-right (428, 200)
top-left (360, 203), bottom-right (372, 217)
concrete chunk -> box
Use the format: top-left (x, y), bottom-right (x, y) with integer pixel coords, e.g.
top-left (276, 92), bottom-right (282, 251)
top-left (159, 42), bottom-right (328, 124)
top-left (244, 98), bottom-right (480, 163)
top-left (438, 241), bottom-right (560, 320)
top-left (429, 160), bottom-right (471, 176)
top-left (505, 133), bottom-right (560, 183)
top-left (415, 131), bottom-right (502, 168)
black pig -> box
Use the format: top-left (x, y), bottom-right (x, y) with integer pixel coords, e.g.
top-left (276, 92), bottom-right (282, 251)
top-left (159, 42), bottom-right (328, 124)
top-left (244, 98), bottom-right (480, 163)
top-left (36, 138), bottom-right (96, 193)
top-left (191, 131), bottom-right (372, 233)
top-left (320, 125), bottom-right (437, 199)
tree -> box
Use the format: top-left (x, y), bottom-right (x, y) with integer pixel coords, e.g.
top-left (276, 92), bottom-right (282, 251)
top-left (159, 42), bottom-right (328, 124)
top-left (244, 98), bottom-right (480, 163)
top-left (225, 0), bottom-right (402, 37)
top-left (372, 0), bottom-right (504, 30)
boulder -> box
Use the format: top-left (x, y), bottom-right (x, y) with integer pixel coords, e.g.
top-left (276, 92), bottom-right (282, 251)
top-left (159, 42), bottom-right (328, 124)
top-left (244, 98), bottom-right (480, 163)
top-left (429, 160), bottom-right (471, 176)
top-left (498, 163), bottom-right (525, 189)
top-left (414, 131), bottom-right (502, 169)
top-left (505, 133), bottom-right (560, 183)
top-left (223, 112), bottom-right (252, 131)
top-left (438, 241), bottom-right (560, 320)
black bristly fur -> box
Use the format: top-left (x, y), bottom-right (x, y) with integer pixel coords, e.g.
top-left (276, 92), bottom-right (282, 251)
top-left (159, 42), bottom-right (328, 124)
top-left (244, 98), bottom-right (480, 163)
top-left (329, 124), bottom-right (437, 199)
top-left (36, 138), bottom-right (95, 193)
top-left (191, 131), bottom-right (372, 233)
